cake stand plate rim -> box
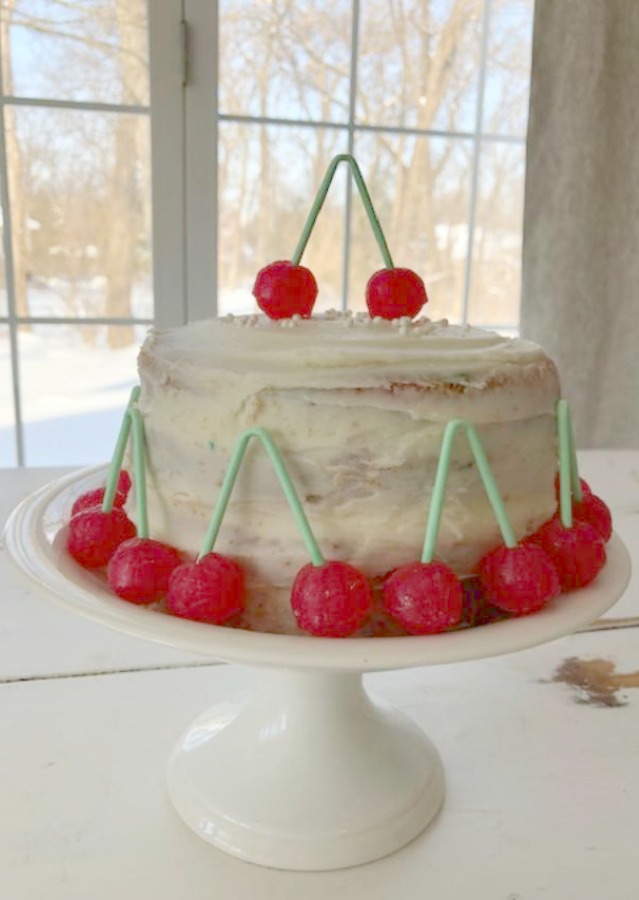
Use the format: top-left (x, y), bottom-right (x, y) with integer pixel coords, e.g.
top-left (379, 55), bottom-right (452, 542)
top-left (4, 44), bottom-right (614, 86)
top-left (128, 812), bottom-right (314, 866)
top-left (3, 465), bottom-right (632, 673)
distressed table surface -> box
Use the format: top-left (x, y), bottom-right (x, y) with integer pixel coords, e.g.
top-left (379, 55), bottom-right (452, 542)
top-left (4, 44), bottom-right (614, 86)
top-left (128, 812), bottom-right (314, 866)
top-left (1, 456), bottom-right (638, 899)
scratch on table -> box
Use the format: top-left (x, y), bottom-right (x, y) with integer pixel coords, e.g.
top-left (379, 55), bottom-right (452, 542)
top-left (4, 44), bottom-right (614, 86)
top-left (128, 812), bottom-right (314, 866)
top-left (547, 657), bottom-right (639, 707)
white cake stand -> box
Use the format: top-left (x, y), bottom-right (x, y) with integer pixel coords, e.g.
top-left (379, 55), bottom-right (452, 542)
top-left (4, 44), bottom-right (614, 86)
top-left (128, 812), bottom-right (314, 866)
top-left (4, 466), bottom-right (632, 871)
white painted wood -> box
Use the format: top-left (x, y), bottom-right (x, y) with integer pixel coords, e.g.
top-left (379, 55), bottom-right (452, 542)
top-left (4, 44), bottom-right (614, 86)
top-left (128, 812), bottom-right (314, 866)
top-left (183, 0), bottom-right (218, 321)
top-left (148, 0), bottom-right (187, 328)
top-left (1, 629), bottom-right (639, 898)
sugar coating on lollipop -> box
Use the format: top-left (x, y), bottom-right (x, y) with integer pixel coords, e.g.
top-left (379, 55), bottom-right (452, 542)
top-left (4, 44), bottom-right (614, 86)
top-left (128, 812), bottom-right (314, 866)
top-left (107, 537), bottom-right (182, 604)
top-left (253, 261), bottom-right (318, 320)
top-left (67, 507), bottom-right (136, 568)
top-left (382, 561), bottom-right (463, 634)
top-left (535, 516), bottom-right (606, 591)
top-left (479, 544), bottom-right (561, 615)
top-left (366, 268), bottom-right (428, 320)
top-left (117, 469), bottom-right (132, 498)
top-left (291, 560), bottom-right (373, 637)
top-left (573, 493), bottom-right (613, 543)
top-left (168, 553), bottom-right (245, 624)
top-left (71, 487), bottom-right (126, 517)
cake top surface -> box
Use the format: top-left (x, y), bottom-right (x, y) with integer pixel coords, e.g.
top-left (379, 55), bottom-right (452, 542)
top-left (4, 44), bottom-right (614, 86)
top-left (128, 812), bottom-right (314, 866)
top-left (141, 311), bottom-right (555, 391)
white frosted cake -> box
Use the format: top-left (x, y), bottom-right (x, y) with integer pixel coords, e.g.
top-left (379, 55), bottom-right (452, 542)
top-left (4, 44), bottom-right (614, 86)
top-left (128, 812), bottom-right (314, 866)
top-left (130, 310), bottom-right (560, 634)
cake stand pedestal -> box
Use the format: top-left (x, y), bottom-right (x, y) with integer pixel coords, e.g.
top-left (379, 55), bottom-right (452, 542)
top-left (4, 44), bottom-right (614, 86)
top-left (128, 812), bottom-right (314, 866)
top-left (167, 667), bottom-right (443, 870)
top-left (4, 466), bottom-right (632, 871)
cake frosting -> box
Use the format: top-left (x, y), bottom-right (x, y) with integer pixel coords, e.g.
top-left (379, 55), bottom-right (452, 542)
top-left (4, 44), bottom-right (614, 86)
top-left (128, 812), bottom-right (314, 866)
top-left (130, 311), bottom-right (560, 634)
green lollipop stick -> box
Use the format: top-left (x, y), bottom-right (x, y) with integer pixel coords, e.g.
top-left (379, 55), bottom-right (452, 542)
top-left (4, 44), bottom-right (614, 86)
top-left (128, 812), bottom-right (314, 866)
top-left (102, 386), bottom-right (141, 512)
top-left (557, 399), bottom-right (582, 528)
top-left (465, 425), bottom-right (517, 548)
top-left (291, 154), bottom-right (394, 269)
top-left (421, 419), bottom-right (517, 564)
top-left (568, 404), bottom-right (583, 503)
top-left (128, 408), bottom-right (149, 539)
top-left (198, 427), bottom-right (325, 566)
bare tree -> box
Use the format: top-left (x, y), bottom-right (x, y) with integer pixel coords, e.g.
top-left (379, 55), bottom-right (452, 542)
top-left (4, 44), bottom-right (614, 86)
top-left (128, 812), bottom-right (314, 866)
top-left (105, 0), bottom-right (147, 348)
top-left (1, 0), bottom-right (29, 323)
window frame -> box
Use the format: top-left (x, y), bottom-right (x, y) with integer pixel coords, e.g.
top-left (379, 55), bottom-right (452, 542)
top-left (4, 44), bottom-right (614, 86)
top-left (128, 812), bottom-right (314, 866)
top-left (149, 0), bottom-right (219, 328)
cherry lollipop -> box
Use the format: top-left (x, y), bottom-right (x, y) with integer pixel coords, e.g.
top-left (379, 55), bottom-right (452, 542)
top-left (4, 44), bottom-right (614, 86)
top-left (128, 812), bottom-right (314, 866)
top-left (168, 553), bottom-right (245, 624)
top-left (291, 560), bottom-right (373, 638)
top-left (382, 560), bottom-right (462, 634)
top-left (253, 260), bottom-right (318, 320)
top-left (366, 268), bottom-right (427, 320)
top-left (107, 537), bottom-right (182, 604)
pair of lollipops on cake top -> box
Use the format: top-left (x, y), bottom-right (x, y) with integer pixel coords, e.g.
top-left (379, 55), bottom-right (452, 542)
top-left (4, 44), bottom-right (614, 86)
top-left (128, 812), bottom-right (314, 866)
top-left (64, 155), bottom-right (612, 638)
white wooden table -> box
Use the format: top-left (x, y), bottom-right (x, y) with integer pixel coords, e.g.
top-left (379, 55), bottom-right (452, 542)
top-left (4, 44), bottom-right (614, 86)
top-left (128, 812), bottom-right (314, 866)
top-left (2, 453), bottom-right (639, 900)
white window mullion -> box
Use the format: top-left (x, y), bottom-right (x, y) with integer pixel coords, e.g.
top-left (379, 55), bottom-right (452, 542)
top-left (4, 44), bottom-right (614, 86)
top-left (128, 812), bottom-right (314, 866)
top-left (148, 0), bottom-right (188, 328)
top-left (3, 96), bottom-right (149, 115)
top-left (183, 0), bottom-right (218, 322)
top-left (0, 49), bottom-right (24, 464)
top-left (340, 0), bottom-right (361, 312)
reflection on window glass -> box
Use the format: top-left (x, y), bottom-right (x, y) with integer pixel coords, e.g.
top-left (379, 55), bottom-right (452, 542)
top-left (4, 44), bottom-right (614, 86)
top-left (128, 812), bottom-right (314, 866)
top-left (350, 132), bottom-right (472, 320)
top-left (219, 0), bottom-right (352, 123)
top-left (5, 106), bottom-right (152, 335)
top-left (357, 0), bottom-right (482, 133)
top-left (19, 324), bottom-right (143, 466)
top-left (0, 326), bottom-right (17, 466)
top-left (467, 141), bottom-right (526, 326)
top-left (3, 0), bottom-right (149, 105)
top-left (218, 123), bottom-right (349, 314)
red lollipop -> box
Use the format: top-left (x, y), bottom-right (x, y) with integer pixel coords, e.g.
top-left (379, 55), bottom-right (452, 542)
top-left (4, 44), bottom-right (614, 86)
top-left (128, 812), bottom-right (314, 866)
top-left (291, 560), bottom-right (373, 637)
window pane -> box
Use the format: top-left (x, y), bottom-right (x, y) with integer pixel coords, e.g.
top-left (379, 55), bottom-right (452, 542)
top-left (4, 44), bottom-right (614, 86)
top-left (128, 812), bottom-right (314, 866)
top-left (482, 0), bottom-right (534, 137)
top-left (0, 326), bottom-right (17, 465)
top-left (3, 0), bottom-right (149, 106)
top-left (349, 133), bottom-right (472, 320)
top-left (357, 0), bottom-right (482, 133)
top-left (19, 323), bottom-right (143, 466)
top-left (218, 123), bottom-right (349, 315)
top-left (219, 0), bottom-right (352, 123)
top-left (467, 141), bottom-right (525, 327)
top-left (4, 106), bottom-right (152, 322)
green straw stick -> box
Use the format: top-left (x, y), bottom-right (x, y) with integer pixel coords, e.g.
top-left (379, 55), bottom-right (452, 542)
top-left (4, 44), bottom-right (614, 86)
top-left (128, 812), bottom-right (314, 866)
top-left (465, 425), bottom-right (517, 548)
top-left (102, 386), bottom-right (141, 512)
top-left (421, 420), bottom-right (462, 563)
top-left (566, 402), bottom-right (583, 503)
top-left (128, 408), bottom-right (149, 539)
top-left (291, 154), bottom-right (394, 269)
top-left (421, 419), bottom-right (517, 563)
top-left (557, 399), bottom-right (574, 527)
top-left (199, 427), bottom-right (325, 566)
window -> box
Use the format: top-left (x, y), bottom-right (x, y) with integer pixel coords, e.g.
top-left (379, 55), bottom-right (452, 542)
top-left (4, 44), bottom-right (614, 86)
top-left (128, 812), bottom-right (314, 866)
top-left (1, 0), bottom-right (534, 467)
top-left (0, 0), bottom-right (152, 466)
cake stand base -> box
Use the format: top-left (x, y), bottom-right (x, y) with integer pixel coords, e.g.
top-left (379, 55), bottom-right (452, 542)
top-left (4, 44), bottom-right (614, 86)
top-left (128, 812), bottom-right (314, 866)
top-left (167, 668), bottom-right (444, 871)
